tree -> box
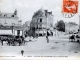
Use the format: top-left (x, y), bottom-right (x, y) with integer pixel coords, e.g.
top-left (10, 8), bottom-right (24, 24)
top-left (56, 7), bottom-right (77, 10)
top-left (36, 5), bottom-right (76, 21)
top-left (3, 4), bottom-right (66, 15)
top-left (56, 20), bottom-right (65, 32)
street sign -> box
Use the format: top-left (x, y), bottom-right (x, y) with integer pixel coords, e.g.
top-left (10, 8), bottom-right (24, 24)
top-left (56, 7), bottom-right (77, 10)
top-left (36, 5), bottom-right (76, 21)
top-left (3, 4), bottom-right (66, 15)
top-left (0, 26), bottom-right (12, 30)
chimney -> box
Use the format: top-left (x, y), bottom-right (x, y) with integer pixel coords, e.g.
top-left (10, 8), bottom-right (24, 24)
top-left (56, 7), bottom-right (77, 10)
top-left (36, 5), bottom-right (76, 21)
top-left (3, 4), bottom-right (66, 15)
top-left (14, 9), bottom-right (17, 15)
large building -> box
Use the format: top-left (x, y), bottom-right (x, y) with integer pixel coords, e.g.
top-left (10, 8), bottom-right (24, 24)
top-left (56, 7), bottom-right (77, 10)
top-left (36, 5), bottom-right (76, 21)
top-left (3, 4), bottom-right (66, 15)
top-left (30, 8), bottom-right (53, 36)
top-left (0, 9), bottom-right (21, 26)
top-left (0, 9), bottom-right (23, 36)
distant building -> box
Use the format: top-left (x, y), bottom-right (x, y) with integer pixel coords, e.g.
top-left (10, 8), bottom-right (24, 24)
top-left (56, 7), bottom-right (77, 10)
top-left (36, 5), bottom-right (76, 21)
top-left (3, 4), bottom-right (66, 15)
top-left (30, 8), bottom-right (53, 36)
top-left (23, 21), bottom-right (30, 37)
top-left (65, 22), bottom-right (79, 34)
top-left (0, 9), bottom-right (23, 36)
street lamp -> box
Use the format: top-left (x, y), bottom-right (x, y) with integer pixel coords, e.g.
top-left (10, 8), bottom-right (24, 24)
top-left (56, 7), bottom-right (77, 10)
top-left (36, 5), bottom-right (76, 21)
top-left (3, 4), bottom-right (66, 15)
top-left (4, 20), bottom-right (7, 26)
top-left (12, 23), bottom-right (15, 35)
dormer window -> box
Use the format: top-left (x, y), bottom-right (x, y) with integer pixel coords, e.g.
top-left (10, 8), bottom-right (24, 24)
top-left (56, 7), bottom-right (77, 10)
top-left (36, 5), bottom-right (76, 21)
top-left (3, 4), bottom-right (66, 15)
top-left (12, 15), bottom-right (14, 17)
top-left (4, 15), bottom-right (5, 17)
top-left (4, 14), bottom-right (7, 17)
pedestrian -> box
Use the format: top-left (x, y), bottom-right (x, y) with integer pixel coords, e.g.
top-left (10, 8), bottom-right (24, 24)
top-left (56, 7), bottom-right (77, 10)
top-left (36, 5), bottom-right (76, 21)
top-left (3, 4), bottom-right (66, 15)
top-left (51, 31), bottom-right (53, 36)
top-left (21, 50), bottom-right (24, 56)
top-left (46, 30), bottom-right (49, 43)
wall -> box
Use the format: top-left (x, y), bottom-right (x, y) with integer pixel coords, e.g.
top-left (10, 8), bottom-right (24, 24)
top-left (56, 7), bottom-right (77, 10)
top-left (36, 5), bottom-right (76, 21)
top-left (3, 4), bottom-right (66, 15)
top-left (0, 17), bottom-right (19, 26)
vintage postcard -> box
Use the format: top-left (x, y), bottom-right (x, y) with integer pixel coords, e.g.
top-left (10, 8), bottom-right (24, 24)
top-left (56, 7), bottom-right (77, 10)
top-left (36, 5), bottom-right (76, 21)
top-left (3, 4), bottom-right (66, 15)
top-left (0, 0), bottom-right (80, 60)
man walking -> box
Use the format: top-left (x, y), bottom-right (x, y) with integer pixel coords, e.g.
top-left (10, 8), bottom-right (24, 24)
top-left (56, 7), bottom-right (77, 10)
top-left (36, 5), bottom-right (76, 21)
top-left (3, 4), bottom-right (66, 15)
top-left (46, 30), bottom-right (49, 43)
top-left (21, 50), bottom-right (24, 56)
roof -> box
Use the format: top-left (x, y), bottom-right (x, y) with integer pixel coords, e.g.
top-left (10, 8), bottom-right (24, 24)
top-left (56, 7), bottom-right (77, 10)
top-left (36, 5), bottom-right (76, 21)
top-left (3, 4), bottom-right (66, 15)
top-left (33, 8), bottom-right (45, 18)
top-left (32, 8), bottom-right (53, 18)
top-left (0, 12), bottom-right (18, 18)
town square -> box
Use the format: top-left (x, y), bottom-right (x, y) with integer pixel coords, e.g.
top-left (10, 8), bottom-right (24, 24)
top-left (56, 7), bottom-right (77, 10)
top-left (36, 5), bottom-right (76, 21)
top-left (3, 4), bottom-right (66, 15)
top-left (0, 0), bottom-right (80, 59)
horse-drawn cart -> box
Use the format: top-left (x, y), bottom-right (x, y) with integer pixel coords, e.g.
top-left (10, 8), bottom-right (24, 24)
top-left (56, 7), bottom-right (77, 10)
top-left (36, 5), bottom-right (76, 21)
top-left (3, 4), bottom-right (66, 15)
top-left (0, 34), bottom-right (25, 46)
top-left (69, 34), bottom-right (80, 42)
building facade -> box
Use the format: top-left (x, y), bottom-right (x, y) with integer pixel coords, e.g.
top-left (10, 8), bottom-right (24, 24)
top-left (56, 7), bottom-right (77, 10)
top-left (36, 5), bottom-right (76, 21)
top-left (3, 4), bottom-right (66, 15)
top-left (65, 22), bottom-right (79, 34)
top-left (0, 9), bottom-right (23, 36)
top-left (30, 8), bottom-right (53, 36)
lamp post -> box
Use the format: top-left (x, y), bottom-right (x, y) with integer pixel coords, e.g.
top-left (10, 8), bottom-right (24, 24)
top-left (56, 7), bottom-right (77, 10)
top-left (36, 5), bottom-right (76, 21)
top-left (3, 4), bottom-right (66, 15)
top-left (46, 13), bottom-right (49, 43)
top-left (12, 23), bottom-right (15, 35)
top-left (4, 20), bottom-right (7, 26)
top-left (46, 14), bottom-right (47, 33)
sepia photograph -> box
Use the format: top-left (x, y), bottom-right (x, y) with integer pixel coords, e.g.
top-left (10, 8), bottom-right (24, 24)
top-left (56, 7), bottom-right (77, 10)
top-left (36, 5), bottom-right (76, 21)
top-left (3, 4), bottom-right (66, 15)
top-left (0, 0), bottom-right (80, 59)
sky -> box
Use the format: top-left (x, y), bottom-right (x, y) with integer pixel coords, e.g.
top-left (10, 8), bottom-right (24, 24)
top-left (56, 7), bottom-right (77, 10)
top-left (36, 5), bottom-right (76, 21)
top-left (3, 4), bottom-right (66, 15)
top-left (0, 0), bottom-right (80, 25)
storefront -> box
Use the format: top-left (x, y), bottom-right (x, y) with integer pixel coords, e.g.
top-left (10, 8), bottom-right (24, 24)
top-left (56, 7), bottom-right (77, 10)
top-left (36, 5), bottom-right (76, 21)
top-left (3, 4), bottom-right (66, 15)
top-left (0, 26), bottom-right (13, 34)
top-left (0, 25), bottom-right (23, 36)
top-left (14, 26), bottom-right (23, 36)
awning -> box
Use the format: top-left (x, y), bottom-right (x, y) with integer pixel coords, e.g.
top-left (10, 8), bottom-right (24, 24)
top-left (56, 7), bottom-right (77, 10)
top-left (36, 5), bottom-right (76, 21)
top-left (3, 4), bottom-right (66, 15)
top-left (0, 30), bottom-right (12, 35)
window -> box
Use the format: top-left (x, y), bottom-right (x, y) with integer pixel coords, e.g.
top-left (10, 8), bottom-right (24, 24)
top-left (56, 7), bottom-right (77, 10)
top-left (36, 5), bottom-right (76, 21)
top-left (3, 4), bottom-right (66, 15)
top-left (0, 14), bottom-right (2, 16)
top-left (40, 18), bottom-right (42, 22)
top-left (37, 25), bottom-right (38, 29)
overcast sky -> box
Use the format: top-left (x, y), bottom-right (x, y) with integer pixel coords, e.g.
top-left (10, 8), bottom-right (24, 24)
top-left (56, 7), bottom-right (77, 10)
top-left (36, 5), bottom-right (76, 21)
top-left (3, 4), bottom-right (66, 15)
top-left (0, 0), bottom-right (80, 25)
